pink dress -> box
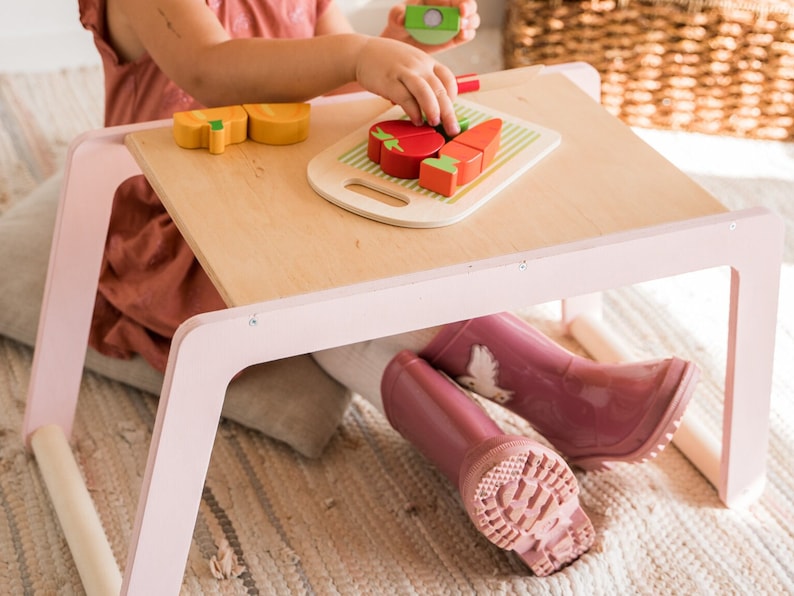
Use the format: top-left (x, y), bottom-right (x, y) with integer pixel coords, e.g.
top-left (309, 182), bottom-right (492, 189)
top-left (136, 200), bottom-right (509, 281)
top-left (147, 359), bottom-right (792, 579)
top-left (79, 0), bottom-right (332, 372)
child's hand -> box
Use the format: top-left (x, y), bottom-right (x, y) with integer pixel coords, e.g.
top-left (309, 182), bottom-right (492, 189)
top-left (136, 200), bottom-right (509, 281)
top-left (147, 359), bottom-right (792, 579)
top-left (381, 1), bottom-right (480, 53)
top-left (355, 37), bottom-right (460, 136)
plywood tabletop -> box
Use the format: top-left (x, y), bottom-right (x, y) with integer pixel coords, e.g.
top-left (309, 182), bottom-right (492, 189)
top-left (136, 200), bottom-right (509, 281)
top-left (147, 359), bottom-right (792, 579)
top-left (125, 73), bottom-right (727, 308)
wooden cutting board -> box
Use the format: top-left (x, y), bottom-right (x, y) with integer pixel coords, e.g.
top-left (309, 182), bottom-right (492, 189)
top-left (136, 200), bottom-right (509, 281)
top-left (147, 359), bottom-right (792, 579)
top-left (307, 98), bottom-right (560, 228)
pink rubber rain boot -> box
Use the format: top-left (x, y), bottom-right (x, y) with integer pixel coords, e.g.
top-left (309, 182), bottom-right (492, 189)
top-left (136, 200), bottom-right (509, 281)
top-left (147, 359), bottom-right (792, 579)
top-left (420, 313), bottom-right (700, 470)
top-left (382, 350), bottom-right (594, 576)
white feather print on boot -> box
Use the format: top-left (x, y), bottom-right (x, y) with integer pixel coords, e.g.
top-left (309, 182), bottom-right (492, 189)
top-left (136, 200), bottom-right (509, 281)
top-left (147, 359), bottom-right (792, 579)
top-left (457, 345), bottom-right (514, 404)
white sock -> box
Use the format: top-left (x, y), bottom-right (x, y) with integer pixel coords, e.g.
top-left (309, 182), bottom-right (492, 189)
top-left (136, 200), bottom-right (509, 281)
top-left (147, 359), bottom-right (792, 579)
top-left (311, 327), bottom-right (442, 415)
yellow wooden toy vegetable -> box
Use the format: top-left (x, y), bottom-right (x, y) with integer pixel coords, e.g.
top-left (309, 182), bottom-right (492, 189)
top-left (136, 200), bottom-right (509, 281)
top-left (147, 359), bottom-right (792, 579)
top-left (243, 103), bottom-right (311, 145)
top-left (172, 105), bottom-right (249, 155)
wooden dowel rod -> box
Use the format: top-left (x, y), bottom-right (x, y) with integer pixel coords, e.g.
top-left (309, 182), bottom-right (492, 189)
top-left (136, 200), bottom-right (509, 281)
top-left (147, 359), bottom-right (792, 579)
top-left (31, 424), bottom-right (122, 596)
top-left (567, 312), bottom-right (721, 488)
top-left (568, 311), bottom-right (634, 363)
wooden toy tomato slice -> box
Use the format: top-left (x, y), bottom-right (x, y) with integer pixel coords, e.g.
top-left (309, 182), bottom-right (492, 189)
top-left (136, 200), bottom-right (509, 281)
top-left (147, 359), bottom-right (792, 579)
top-left (379, 129), bottom-right (446, 179)
top-left (368, 120), bottom-right (445, 179)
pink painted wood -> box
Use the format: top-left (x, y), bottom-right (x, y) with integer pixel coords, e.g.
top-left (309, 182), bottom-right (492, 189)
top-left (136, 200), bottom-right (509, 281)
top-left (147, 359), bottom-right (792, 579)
top-left (21, 63), bottom-right (784, 594)
top-left (22, 120), bottom-right (167, 444)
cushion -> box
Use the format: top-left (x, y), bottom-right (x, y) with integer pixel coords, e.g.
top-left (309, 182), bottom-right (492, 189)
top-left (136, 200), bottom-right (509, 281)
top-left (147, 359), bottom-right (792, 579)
top-left (0, 172), bottom-right (351, 458)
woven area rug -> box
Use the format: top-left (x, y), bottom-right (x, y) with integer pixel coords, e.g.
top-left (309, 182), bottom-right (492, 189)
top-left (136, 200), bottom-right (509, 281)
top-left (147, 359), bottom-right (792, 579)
top-left (1, 66), bottom-right (793, 594)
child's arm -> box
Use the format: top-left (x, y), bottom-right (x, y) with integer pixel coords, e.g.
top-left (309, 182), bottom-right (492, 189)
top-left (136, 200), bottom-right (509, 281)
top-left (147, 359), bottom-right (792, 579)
top-left (108, 0), bottom-right (460, 134)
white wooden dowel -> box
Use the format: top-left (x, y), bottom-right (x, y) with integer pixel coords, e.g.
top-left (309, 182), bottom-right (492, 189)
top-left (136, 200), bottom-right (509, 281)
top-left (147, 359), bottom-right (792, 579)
top-left (31, 424), bottom-right (122, 596)
top-left (665, 409), bottom-right (721, 487)
top-left (568, 312), bottom-right (721, 488)
top-left (568, 311), bottom-right (634, 363)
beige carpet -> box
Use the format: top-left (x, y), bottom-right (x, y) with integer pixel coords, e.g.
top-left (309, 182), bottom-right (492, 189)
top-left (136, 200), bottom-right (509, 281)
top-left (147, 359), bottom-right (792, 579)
top-left (1, 66), bottom-right (793, 594)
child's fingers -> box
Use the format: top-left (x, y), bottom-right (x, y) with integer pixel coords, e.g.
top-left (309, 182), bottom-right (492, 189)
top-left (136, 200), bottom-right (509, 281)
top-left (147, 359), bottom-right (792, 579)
top-left (411, 79), bottom-right (448, 127)
top-left (389, 83), bottom-right (424, 127)
top-left (457, 1), bottom-right (480, 40)
top-left (399, 68), bottom-right (459, 134)
top-left (434, 65), bottom-right (461, 134)
top-left (457, 0), bottom-right (479, 19)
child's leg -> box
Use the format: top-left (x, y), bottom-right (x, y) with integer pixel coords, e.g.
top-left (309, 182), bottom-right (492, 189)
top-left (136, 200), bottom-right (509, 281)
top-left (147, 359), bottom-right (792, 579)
top-left (422, 313), bottom-right (699, 469)
top-left (380, 350), bottom-right (594, 575)
top-left (312, 313), bottom-right (699, 469)
top-left (312, 326), bottom-right (442, 415)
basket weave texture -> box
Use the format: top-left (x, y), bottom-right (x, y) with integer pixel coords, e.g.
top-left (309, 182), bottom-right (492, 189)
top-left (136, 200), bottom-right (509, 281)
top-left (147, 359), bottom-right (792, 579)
top-left (504, 0), bottom-right (794, 139)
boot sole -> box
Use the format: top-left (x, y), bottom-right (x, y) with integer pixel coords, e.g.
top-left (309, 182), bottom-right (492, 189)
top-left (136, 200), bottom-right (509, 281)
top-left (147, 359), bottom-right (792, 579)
top-left (460, 436), bottom-right (595, 576)
top-left (572, 361), bottom-right (701, 471)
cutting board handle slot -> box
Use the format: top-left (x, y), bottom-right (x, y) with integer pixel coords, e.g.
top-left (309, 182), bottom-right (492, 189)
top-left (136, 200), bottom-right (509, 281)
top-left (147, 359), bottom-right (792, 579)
top-left (345, 181), bottom-right (407, 208)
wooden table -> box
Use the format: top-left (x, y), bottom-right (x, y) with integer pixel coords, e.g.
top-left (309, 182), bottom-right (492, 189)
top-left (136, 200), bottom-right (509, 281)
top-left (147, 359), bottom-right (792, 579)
top-left (128, 74), bottom-right (727, 308)
top-left (23, 64), bottom-right (784, 595)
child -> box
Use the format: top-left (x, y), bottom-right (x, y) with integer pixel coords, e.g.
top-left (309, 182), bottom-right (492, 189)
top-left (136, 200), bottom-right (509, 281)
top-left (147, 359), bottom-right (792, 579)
top-left (80, 0), bottom-right (699, 575)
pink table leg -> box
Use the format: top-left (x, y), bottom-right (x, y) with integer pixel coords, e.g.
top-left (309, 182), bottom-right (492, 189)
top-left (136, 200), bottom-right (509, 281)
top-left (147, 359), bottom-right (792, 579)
top-left (21, 121), bottom-right (170, 592)
top-left (557, 210), bottom-right (783, 507)
top-left (720, 213), bottom-right (783, 506)
top-left (544, 63), bottom-right (783, 507)
top-left (23, 121), bottom-right (170, 444)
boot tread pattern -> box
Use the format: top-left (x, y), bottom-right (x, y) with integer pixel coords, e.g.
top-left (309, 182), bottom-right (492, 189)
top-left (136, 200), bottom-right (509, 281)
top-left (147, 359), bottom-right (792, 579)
top-left (464, 444), bottom-right (594, 576)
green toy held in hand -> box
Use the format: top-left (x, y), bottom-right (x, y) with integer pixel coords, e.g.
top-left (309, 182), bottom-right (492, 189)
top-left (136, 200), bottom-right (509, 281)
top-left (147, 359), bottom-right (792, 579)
top-left (404, 5), bottom-right (461, 44)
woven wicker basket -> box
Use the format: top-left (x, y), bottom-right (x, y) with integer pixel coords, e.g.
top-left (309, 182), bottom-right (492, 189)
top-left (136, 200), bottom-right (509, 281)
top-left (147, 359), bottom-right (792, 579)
top-left (504, 0), bottom-right (794, 140)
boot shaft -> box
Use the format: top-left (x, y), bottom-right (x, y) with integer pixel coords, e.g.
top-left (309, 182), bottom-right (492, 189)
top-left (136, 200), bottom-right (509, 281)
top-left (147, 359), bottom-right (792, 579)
top-left (421, 313), bottom-right (698, 466)
top-left (381, 350), bottom-right (502, 485)
top-left (380, 350), bottom-right (596, 574)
